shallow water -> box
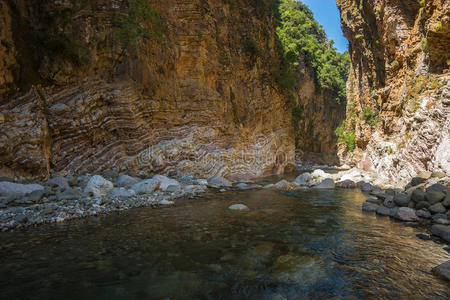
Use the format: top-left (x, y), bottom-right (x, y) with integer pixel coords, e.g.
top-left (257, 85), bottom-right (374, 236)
top-left (0, 175), bottom-right (449, 299)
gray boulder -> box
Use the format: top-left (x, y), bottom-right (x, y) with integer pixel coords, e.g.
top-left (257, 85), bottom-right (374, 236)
top-left (362, 202), bottom-right (379, 212)
top-left (431, 225), bottom-right (450, 243)
top-left (207, 176), bottom-right (232, 188)
top-left (442, 193), bottom-right (450, 208)
top-left (45, 177), bottom-right (70, 189)
top-left (376, 206), bottom-right (392, 216)
top-left (432, 260), bottom-right (450, 281)
top-left (117, 175), bottom-right (140, 187)
top-left (411, 189), bottom-right (425, 202)
top-left (0, 182), bottom-right (44, 197)
top-left (313, 178), bottom-right (335, 189)
top-left (153, 175), bottom-right (181, 191)
top-left (394, 193), bottom-right (410, 207)
top-left (383, 196), bottom-right (397, 208)
top-left (24, 190), bottom-right (45, 203)
top-left (410, 177), bottom-right (426, 187)
top-left (131, 179), bottom-right (160, 195)
top-left (335, 180), bottom-right (356, 189)
top-left (432, 213), bottom-right (448, 222)
top-left (84, 175), bottom-right (114, 197)
top-left (229, 204), bottom-right (249, 211)
top-left (426, 184), bottom-right (447, 193)
top-left (56, 188), bottom-right (79, 201)
top-left (394, 207), bottom-right (419, 222)
top-left (107, 188), bottom-right (135, 198)
top-left (274, 180), bottom-right (295, 190)
top-left (360, 182), bottom-right (375, 192)
top-left (367, 198), bottom-right (382, 205)
top-left (425, 191), bottom-right (445, 204)
top-left (429, 203), bottom-right (446, 214)
top-left (415, 209), bottom-right (431, 219)
top-left (294, 173), bottom-right (310, 185)
top-left (415, 201), bottom-right (430, 210)
top-left (236, 183), bottom-right (261, 190)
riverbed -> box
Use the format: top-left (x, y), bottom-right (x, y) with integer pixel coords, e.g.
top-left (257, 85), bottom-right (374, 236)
top-left (0, 175), bottom-right (449, 299)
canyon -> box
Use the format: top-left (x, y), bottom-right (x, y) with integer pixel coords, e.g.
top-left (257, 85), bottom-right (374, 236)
top-left (0, 0), bottom-right (449, 185)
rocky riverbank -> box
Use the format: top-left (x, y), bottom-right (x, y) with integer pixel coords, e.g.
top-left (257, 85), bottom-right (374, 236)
top-left (0, 172), bottom-right (241, 232)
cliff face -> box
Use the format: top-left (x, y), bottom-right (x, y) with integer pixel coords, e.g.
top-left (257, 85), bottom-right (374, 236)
top-left (0, 0), bottom-right (296, 180)
top-left (294, 60), bottom-right (346, 165)
top-left (337, 0), bottom-right (449, 184)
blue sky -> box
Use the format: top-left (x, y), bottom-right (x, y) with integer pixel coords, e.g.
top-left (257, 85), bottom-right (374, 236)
top-left (300, 0), bottom-right (349, 53)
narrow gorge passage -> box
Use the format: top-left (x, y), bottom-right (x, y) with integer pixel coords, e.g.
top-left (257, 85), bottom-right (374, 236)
top-left (0, 0), bottom-right (449, 298)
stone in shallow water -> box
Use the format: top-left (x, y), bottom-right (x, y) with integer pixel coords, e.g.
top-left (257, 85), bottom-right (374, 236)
top-left (431, 224), bottom-right (450, 243)
top-left (367, 198), bottom-right (382, 205)
top-left (228, 204), bottom-right (249, 211)
top-left (271, 254), bottom-right (324, 285)
top-left (360, 182), bottom-right (375, 192)
top-left (376, 206), bottom-right (392, 216)
top-left (362, 202), bottom-right (379, 212)
top-left (383, 196), bottom-right (396, 208)
top-left (293, 173), bottom-right (310, 185)
top-left (335, 179), bottom-right (356, 189)
top-left (394, 207), bottom-right (418, 222)
top-left (416, 233), bottom-right (431, 240)
top-left (432, 260), bottom-right (450, 281)
top-left (274, 180), bottom-right (295, 190)
top-left (313, 178), bottom-right (335, 189)
top-left (159, 200), bottom-right (174, 205)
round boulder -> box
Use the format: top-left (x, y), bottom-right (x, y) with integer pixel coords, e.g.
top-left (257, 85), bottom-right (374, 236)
top-left (394, 193), bottom-right (410, 207)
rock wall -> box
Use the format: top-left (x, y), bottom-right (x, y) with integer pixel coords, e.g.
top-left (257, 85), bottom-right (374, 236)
top-left (337, 0), bottom-right (450, 184)
top-left (294, 59), bottom-right (346, 165)
top-left (0, 0), bottom-right (295, 180)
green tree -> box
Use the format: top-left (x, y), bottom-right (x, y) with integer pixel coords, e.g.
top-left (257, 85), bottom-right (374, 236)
top-left (275, 0), bottom-right (350, 103)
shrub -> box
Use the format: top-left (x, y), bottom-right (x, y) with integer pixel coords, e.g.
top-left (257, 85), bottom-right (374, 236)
top-left (335, 121), bottom-right (356, 151)
top-left (420, 0), bottom-right (425, 7)
top-left (391, 59), bottom-right (399, 68)
top-left (421, 37), bottom-right (428, 51)
top-left (361, 107), bottom-right (377, 126)
top-left (435, 22), bottom-right (442, 31)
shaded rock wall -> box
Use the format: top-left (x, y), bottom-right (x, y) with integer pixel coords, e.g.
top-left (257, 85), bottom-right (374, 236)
top-left (0, 0), bottom-right (295, 180)
top-left (337, 0), bottom-right (449, 184)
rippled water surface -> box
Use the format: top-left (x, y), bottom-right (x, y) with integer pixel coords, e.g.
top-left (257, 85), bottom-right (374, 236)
top-left (0, 175), bottom-right (449, 299)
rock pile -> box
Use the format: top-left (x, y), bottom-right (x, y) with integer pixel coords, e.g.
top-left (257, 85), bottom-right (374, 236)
top-left (0, 173), bottom-right (237, 232)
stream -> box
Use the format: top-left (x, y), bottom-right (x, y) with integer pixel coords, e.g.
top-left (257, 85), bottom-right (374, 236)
top-left (0, 174), bottom-right (449, 299)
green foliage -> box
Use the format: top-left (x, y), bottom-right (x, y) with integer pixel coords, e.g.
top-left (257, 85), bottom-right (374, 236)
top-left (361, 107), bottom-right (377, 126)
top-left (391, 59), bottom-right (399, 68)
top-left (420, 0), bottom-right (425, 7)
top-left (242, 38), bottom-right (260, 57)
top-left (275, 0), bottom-right (350, 103)
top-left (435, 22), bottom-right (442, 31)
top-left (335, 121), bottom-right (355, 151)
top-left (113, 0), bottom-right (162, 50)
top-left (421, 37), bottom-right (428, 51)
top-left (292, 105), bottom-right (304, 121)
top-left (376, 8), bottom-right (381, 16)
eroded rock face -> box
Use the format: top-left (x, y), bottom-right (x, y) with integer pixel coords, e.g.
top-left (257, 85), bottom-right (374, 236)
top-left (0, 0), bottom-right (295, 180)
top-left (337, 0), bottom-right (450, 184)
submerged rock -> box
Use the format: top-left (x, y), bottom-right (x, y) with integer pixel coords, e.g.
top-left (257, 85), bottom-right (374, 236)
top-left (362, 202), bottom-right (379, 212)
top-left (432, 260), bottom-right (450, 281)
top-left (228, 204), bottom-right (249, 211)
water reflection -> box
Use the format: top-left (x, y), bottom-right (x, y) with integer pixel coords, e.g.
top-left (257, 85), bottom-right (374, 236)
top-left (0, 183), bottom-right (449, 299)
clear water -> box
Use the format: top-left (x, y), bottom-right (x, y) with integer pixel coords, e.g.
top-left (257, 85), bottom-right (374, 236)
top-left (0, 175), bottom-right (449, 299)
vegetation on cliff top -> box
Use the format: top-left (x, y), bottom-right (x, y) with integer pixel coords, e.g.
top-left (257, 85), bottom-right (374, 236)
top-left (275, 0), bottom-right (350, 103)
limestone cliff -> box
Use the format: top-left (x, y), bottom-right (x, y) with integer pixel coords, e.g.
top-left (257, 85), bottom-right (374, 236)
top-left (0, 0), bottom-right (296, 180)
top-left (337, 0), bottom-right (450, 184)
